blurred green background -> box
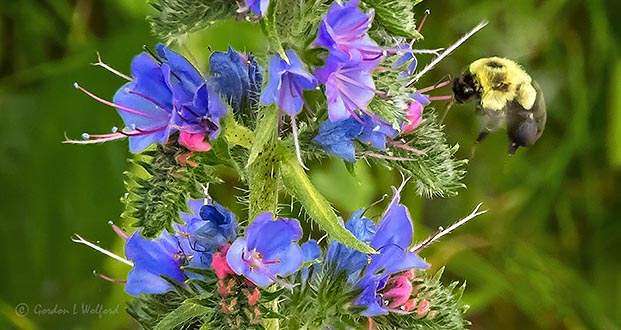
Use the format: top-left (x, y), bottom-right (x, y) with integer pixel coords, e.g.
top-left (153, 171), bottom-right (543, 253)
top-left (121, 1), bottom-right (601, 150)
top-left (1, 0), bottom-right (620, 329)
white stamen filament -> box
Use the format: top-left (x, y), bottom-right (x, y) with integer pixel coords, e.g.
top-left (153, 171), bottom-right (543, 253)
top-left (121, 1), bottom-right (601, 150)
top-left (92, 52), bottom-right (132, 81)
top-left (410, 202), bottom-right (487, 252)
top-left (71, 233), bottom-right (134, 267)
top-left (407, 20), bottom-right (488, 86)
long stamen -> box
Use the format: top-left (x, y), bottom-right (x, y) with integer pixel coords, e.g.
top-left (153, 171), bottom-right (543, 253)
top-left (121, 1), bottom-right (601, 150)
top-left (92, 52), bottom-right (132, 81)
top-left (128, 90), bottom-right (168, 110)
top-left (93, 270), bottom-right (127, 284)
top-left (388, 140), bottom-right (427, 155)
top-left (71, 234), bottom-right (134, 266)
top-left (108, 221), bottom-right (129, 240)
top-left (63, 132), bottom-right (127, 145)
top-left (428, 95), bottom-right (452, 101)
top-left (417, 9), bottom-right (430, 33)
top-left (362, 152), bottom-right (416, 162)
top-left (407, 20), bottom-right (488, 86)
top-left (418, 80), bottom-right (452, 93)
top-left (74, 83), bottom-right (156, 118)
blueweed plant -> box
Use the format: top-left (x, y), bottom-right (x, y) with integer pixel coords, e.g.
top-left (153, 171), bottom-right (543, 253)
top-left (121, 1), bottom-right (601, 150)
top-left (68, 0), bottom-right (491, 328)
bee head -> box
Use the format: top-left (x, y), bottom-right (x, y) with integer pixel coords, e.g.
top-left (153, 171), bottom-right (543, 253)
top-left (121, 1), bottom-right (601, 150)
top-left (452, 72), bottom-right (478, 103)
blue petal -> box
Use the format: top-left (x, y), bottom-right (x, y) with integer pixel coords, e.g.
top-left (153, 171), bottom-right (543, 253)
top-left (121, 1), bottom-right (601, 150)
top-left (301, 240), bottom-right (321, 262)
top-left (356, 283), bottom-right (389, 316)
top-left (156, 43), bottom-right (204, 95)
top-left (372, 189), bottom-right (413, 250)
top-left (209, 47), bottom-right (249, 110)
top-left (358, 115), bottom-right (398, 150)
top-left (124, 230), bottom-right (185, 295)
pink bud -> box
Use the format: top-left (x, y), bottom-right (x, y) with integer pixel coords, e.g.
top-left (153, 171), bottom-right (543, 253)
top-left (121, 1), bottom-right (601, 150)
top-left (401, 101), bottom-right (423, 135)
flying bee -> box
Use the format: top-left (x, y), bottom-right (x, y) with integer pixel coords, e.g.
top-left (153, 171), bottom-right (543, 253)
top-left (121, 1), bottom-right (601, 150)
top-left (452, 57), bottom-right (546, 154)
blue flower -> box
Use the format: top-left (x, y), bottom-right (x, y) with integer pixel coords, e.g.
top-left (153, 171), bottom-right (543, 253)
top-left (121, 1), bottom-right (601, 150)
top-left (226, 213), bottom-right (304, 287)
top-left (110, 51), bottom-right (176, 152)
top-left (210, 47), bottom-right (252, 112)
top-left (358, 115), bottom-right (398, 149)
top-left (314, 50), bottom-right (377, 121)
top-left (156, 44), bottom-right (228, 152)
top-left (124, 229), bottom-right (187, 296)
top-left (326, 187), bottom-right (428, 316)
top-left (326, 209), bottom-right (375, 281)
top-left (261, 49), bottom-right (318, 115)
top-left (179, 199), bottom-right (238, 272)
top-left (123, 199), bottom-right (237, 295)
top-left (315, 0), bottom-right (382, 65)
top-left (313, 117), bottom-right (363, 162)
top-left (313, 114), bottom-right (397, 162)
top-left (71, 44), bottom-right (227, 152)
top-left (300, 240), bottom-right (321, 282)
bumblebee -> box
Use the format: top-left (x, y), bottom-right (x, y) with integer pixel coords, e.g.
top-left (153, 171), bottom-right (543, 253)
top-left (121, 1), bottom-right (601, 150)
top-left (452, 57), bottom-right (546, 154)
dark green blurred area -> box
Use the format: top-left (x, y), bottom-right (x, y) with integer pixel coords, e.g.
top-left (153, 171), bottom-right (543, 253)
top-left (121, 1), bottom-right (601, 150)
top-left (1, 0), bottom-right (620, 329)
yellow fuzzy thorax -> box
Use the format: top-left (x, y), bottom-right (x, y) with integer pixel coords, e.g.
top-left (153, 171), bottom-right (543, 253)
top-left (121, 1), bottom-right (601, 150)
top-left (469, 57), bottom-right (536, 111)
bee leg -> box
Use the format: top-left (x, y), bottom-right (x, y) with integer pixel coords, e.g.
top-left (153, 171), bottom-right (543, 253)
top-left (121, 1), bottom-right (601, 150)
top-left (508, 142), bottom-right (520, 154)
top-left (475, 130), bottom-right (490, 144)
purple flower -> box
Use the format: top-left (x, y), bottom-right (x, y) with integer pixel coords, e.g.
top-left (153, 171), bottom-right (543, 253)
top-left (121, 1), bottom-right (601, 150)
top-left (313, 114), bottom-right (397, 162)
top-left (226, 213), bottom-right (304, 287)
top-left (314, 50), bottom-right (377, 121)
top-left (243, 0), bottom-right (269, 16)
top-left (261, 49), bottom-right (318, 115)
top-left (315, 0), bottom-right (382, 65)
top-left (326, 187), bottom-right (428, 316)
top-left (69, 44), bottom-right (227, 153)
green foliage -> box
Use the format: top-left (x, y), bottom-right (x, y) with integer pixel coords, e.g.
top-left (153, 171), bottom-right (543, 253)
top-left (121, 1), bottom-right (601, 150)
top-left (280, 151), bottom-right (376, 254)
top-left (121, 143), bottom-right (223, 237)
top-left (273, 267), bottom-right (365, 329)
top-left (148, 0), bottom-right (238, 40)
top-left (374, 268), bottom-right (470, 330)
top-left (374, 110), bottom-right (468, 198)
top-left (127, 278), bottom-right (210, 329)
top-left (362, 0), bottom-right (424, 39)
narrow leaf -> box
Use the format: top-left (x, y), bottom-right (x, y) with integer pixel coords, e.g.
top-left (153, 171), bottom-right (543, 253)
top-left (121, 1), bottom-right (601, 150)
top-left (280, 152), bottom-right (376, 254)
top-left (153, 302), bottom-right (211, 330)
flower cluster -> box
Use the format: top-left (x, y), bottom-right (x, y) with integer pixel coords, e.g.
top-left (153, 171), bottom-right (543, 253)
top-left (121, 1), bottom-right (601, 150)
top-left (97, 186), bottom-right (431, 320)
top-left (69, 0), bottom-right (485, 328)
top-left (68, 45), bottom-right (264, 153)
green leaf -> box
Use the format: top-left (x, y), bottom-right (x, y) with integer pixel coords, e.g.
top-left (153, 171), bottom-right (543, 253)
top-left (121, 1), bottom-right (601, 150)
top-left (223, 114), bottom-right (253, 149)
top-left (280, 152), bottom-right (376, 254)
top-left (248, 105), bottom-right (279, 166)
top-left (154, 302), bottom-right (211, 330)
top-left (261, 0), bottom-right (288, 62)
